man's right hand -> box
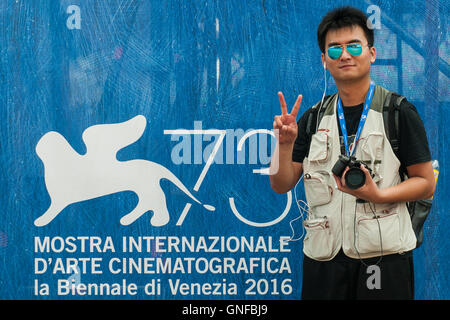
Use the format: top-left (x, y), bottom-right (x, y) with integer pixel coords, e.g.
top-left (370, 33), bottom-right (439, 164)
top-left (273, 92), bottom-right (303, 145)
top-left (269, 92), bottom-right (304, 193)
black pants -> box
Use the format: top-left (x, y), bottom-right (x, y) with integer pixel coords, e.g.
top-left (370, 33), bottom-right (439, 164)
top-left (301, 250), bottom-right (414, 300)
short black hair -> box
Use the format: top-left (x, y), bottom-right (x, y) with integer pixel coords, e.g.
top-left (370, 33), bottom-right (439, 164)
top-left (317, 6), bottom-right (374, 53)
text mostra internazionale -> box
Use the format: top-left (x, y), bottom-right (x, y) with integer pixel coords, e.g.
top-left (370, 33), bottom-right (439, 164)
top-left (34, 236), bottom-right (293, 275)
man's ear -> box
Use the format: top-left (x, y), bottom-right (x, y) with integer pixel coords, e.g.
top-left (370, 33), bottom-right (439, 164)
top-left (369, 46), bottom-right (376, 63)
top-left (321, 53), bottom-right (326, 68)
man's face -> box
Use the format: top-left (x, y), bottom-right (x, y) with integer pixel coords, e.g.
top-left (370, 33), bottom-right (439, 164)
top-left (321, 25), bottom-right (376, 83)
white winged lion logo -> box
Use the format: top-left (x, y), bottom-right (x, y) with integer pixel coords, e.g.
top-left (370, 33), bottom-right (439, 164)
top-left (34, 115), bottom-right (215, 227)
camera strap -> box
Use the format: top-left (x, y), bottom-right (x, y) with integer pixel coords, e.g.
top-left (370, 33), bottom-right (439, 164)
top-left (336, 81), bottom-right (376, 156)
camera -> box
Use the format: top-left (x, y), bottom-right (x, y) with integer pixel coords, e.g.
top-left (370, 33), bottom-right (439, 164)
top-left (332, 155), bottom-right (373, 189)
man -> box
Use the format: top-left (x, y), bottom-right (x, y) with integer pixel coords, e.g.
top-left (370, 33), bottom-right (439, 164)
top-left (269, 6), bottom-right (435, 300)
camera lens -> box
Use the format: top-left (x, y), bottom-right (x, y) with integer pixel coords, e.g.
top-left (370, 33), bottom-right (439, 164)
top-left (345, 167), bottom-right (366, 189)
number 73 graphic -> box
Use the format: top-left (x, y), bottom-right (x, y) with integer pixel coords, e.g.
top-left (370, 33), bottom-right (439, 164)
top-left (163, 127), bottom-right (292, 227)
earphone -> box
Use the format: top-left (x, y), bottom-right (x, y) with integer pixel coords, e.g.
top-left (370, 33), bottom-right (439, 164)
top-left (288, 174), bottom-right (306, 242)
top-left (316, 60), bottom-right (328, 131)
top-left (289, 59), bottom-right (328, 242)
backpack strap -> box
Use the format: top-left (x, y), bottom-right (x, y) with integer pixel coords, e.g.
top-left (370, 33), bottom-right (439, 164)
top-left (305, 95), bottom-right (331, 139)
top-left (383, 92), bottom-right (406, 179)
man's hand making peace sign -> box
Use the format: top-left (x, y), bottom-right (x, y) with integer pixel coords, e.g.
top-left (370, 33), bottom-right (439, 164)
top-left (269, 92), bottom-right (304, 194)
top-left (273, 92), bottom-right (303, 145)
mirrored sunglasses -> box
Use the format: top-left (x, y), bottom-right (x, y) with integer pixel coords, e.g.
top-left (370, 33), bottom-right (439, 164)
top-left (327, 43), bottom-right (363, 60)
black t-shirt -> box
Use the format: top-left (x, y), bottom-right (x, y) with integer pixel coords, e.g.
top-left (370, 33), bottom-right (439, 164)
top-left (292, 99), bottom-right (432, 168)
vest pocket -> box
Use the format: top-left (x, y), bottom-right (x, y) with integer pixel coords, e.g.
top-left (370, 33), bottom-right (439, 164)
top-left (356, 212), bottom-right (402, 254)
top-left (308, 131), bottom-right (330, 162)
top-left (304, 171), bottom-right (333, 207)
top-left (303, 217), bottom-right (333, 260)
top-left (360, 132), bottom-right (383, 182)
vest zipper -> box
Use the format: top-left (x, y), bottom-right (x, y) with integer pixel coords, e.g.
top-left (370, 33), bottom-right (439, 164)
top-left (357, 211), bottom-right (398, 224)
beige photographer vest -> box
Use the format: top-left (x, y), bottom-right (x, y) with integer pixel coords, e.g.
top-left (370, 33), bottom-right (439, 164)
top-left (302, 85), bottom-right (417, 261)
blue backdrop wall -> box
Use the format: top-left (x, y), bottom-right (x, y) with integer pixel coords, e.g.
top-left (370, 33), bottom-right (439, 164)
top-left (0, 0), bottom-right (448, 300)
